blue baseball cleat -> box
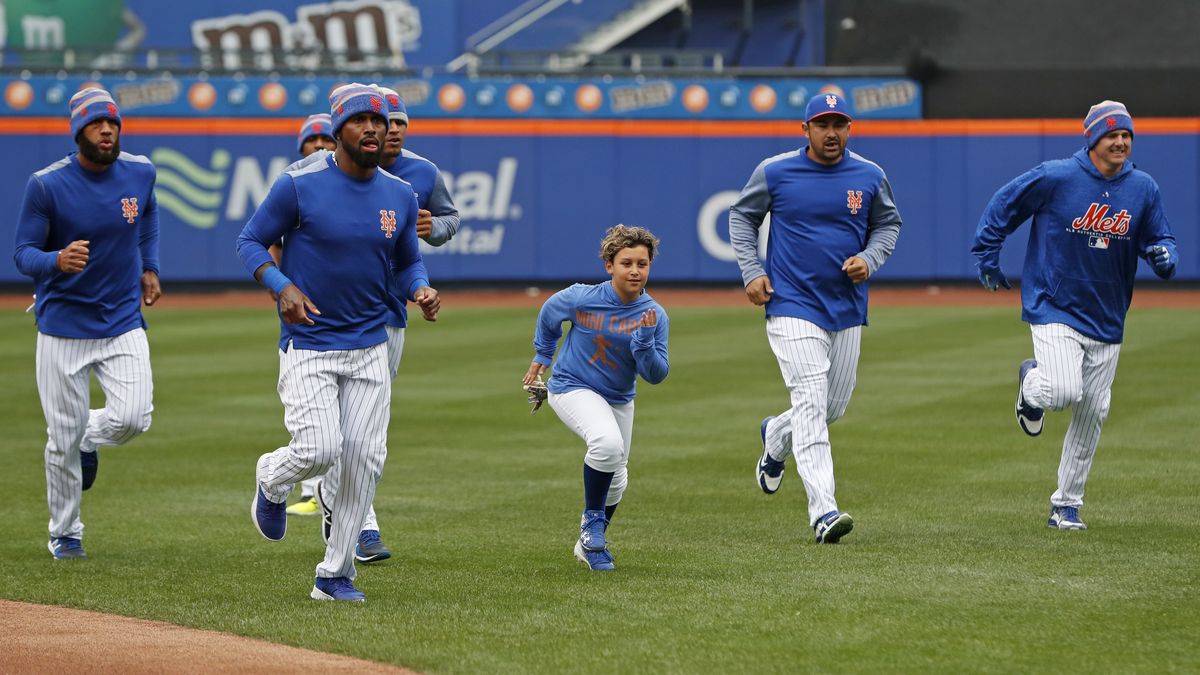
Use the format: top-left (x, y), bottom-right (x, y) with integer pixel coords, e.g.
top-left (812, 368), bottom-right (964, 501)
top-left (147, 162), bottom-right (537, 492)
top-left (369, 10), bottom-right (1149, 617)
top-left (573, 539), bottom-right (615, 571)
top-left (814, 510), bottom-right (854, 544)
top-left (1016, 359), bottom-right (1044, 436)
top-left (579, 509), bottom-right (609, 552)
top-left (355, 529), bottom-right (392, 563)
top-left (311, 576), bottom-right (366, 602)
top-left (251, 486), bottom-right (287, 541)
top-left (48, 536), bottom-right (86, 560)
top-left (80, 450), bottom-right (98, 491)
top-left (1048, 505), bottom-right (1087, 530)
top-left (756, 416), bottom-right (785, 494)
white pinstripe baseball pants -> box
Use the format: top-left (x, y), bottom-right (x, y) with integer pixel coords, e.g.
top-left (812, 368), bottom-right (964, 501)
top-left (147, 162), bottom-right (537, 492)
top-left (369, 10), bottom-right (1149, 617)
top-left (1021, 323), bottom-right (1121, 508)
top-left (763, 317), bottom-right (861, 526)
top-left (548, 388), bottom-right (635, 506)
top-left (319, 326), bottom-right (406, 532)
top-left (256, 342), bottom-right (390, 580)
top-left (36, 328), bottom-right (154, 539)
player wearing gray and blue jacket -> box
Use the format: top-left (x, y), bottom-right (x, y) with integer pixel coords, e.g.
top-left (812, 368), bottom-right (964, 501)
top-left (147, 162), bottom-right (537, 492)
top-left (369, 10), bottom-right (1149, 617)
top-left (522, 225), bottom-right (669, 571)
top-left (730, 93), bottom-right (902, 544)
top-left (971, 100), bottom-right (1177, 531)
top-left (239, 83), bottom-right (439, 602)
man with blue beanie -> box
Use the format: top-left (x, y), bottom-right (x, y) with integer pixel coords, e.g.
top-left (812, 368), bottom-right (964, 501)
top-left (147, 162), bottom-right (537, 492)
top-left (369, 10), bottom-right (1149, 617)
top-left (972, 99), bottom-right (1178, 531)
top-left (14, 87), bottom-right (161, 559)
top-left (238, 82), bottom-right (439, 601)
top-left (296, 113), bottom-right (336, 157)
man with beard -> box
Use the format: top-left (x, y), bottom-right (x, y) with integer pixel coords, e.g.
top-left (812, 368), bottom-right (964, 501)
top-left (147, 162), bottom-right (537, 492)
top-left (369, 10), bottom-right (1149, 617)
top-left (971, 100), bottom-right (1177, 531)
top-left (309, 86), bottom-right (461, 564)
top-left (237, 83), bottom-right (440, 601)
top-left (14, 87), bottom-right (161, 559)
top-left (729, 93), bottom-right (902, 544)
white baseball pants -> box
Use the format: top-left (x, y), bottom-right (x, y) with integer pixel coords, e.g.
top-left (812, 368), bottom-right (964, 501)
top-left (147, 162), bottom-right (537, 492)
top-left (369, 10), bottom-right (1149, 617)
top-left (301, 326), bottom-right (403, 531)
top-left (763, 317), bottom-right (861, 526)
top-left (37, 328), bottom-right (154, 539)
top-left (1021, 323), bottom-right (1121, 508)
top-left (256, 342), bottom-right (390, 580)
top-left (548, 388), bottom-right (635, 506)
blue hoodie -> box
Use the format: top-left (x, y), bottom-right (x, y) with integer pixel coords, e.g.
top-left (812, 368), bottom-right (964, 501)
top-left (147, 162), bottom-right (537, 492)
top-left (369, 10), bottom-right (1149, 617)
top-left (972, 148), bottom-right (1177, 343)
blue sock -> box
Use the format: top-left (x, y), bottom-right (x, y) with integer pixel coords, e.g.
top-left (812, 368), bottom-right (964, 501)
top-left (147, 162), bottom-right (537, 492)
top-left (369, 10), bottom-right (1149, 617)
top-left (583, 464), bottom-right (614, 513)
top-left (604, 502), bottom-right (619, 529)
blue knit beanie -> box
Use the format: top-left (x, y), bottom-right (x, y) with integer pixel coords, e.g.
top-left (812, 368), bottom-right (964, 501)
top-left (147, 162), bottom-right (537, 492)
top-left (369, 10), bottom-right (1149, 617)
top-left (329, 83), bottom-right (388, 137)
top-left (1083, 100), bottom-right (1134, 149)
top-left (378, 87), bottom-right (409, 124)
top-left (297, 113), bottom-right (334, 153)
top-left (69, 88), bottom-right (121, 140)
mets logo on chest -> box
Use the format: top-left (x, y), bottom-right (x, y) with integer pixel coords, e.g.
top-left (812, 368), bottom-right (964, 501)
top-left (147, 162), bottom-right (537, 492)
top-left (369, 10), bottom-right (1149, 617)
top-left (1072, 203), bottom-right (1131, 235)
top-left (846, 190), bottom-right (863, 215)
top-left (379, 209), bottom-right (397, 238)
top-left (121, 197), bottom-right (138, 223)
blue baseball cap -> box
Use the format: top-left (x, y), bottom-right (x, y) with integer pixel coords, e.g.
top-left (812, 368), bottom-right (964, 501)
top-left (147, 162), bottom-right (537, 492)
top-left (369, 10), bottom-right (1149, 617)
top-left (805, 93), bottom-right (852, 123)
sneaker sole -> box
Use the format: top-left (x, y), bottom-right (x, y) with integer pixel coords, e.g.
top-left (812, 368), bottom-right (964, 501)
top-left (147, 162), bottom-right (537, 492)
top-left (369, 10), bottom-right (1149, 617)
top-left (285, 504), bottom-right (320, 516)
top-left (1047, 520), bottom-right (1087, 531)
top-left (1016, 361), bottom-right (1044, 437)
top-left (573, 540), bottom-right (615, 571)
top-left (310, 586), bottom-right (366, 602)
top-left (355, 550), bottom-right (392, 564)
top-left (817, 513), bottom-right (854, 544)
top-left (756, 417), bottom-right (782, 495)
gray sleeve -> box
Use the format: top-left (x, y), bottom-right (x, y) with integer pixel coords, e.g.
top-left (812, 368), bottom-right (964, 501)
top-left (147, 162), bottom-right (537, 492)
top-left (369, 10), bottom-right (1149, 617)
top-left (424, 171), bottom-right (460, 246)
top-left (859, 175), bottom-right (903, 276)
top-left (728, 161), bottom-right (771, 286)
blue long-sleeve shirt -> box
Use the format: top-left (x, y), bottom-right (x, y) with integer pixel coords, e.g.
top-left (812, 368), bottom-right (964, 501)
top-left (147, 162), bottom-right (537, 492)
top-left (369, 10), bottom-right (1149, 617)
top-left (13, 152), bottom-right (159, 338)
top-left (729, 147), bottom-right (902, 331)
top-left (972, 149), bottom-right (1177, 343)
top-left (236, 153), bottom-right (428, 351)
top-left (532, 281), bottom-right (669, 405)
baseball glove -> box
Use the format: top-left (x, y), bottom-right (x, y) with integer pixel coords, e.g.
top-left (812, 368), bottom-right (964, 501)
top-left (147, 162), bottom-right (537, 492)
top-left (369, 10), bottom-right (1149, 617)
top-left (522, 377), bottom-right (548, 415)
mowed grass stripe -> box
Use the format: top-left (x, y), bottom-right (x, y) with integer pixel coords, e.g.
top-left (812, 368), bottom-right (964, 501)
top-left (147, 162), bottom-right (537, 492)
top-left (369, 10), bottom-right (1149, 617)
top-left (0, 305), bottom-right (1195, 673)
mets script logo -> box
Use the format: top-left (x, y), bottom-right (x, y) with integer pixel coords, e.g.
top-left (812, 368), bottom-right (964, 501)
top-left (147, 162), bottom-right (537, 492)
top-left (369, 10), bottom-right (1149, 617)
top-left (847, 190), bottom-right (863, 215)
top-left (1072, 203), bottom-right (1131, 236)
top-left (121, 197), bottom-right (139, 223)
top-left (825, 94), bottom-right (838, 108)
top-left (379, 209), bottom-right (397, 237)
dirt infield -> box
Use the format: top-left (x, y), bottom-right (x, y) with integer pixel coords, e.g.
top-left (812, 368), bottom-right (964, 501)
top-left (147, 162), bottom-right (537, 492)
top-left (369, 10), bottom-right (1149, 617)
top-left (0, 600), bottom-right (413, 674)
top-left (2, 285), bottom-right (1197, 311)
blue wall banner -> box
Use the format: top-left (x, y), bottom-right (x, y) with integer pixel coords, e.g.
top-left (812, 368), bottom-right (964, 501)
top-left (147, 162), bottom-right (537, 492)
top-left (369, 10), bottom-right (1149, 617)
top-left (2, 119), bottom-right (1196, 284)
top-left (1, 75), bottom-right (922, 121)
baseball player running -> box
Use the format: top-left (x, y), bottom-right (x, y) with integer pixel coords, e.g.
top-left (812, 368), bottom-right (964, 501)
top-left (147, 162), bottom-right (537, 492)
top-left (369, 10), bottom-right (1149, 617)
top-left (278, 87), bottom-right (461, 563)
top-left (14, 88), bottom-right (160, 559)
top-left (313, 86), bottom-right (461, 563)
top-left (971, 100), bottom-right (1178, 531)
top-left (522, 225), bottom-right (670, 571)
top-left (238, 83), bottom-right (439, 602)
top-left (282, 113), bottom-right (337, 519)
top-left (729, 93), bottom-right (902, 544)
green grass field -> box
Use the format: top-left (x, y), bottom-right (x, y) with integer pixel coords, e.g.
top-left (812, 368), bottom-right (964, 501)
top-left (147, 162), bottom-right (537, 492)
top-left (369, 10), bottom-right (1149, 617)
top-left (1, 302), bottom-right (1197, 673)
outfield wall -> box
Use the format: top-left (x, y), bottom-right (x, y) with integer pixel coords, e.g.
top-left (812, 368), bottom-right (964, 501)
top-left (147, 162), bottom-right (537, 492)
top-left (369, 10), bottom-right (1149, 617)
top-left (2, 118), bottom-right (1197, 284)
